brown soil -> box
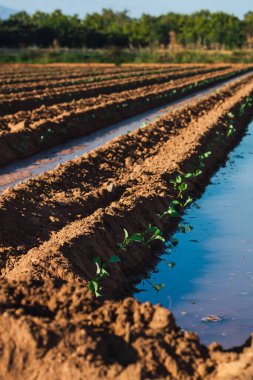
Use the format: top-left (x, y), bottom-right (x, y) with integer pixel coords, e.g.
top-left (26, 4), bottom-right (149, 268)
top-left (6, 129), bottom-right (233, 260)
top-left (0, 66), bottom-right (230, 115)
top-left (0, 66), bottom-right (201, 92)
top-left (0, 67), bottom-right (250, 167)
top-left (1, 65), bottom-right (253, 379)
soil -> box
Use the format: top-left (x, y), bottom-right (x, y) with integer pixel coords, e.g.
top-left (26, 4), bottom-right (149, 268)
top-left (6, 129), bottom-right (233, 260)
top-left (0, 66), bottom-right (230, 115)
top-left (0, 67), bottom-right (250, 167)
top-left (1, 64), bottom-right (253, 379)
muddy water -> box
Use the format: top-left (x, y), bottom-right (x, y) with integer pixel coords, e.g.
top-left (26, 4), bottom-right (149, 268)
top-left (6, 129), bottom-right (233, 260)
top-left (135, 121), bottom-right (253, 349)
top-left (0, 74), bottom-right (248, 194)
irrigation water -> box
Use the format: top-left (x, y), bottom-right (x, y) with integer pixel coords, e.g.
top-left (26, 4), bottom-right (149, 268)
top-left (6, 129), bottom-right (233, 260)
top-left (135, 120), bottom-right (253, 349)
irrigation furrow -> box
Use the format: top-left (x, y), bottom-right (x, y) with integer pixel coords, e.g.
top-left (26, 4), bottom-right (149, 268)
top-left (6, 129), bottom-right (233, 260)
top-left (1, 73), bottom-right (253, 286)
top-left (0, 66), bottom-right (202, 92)
top-left (0, 67), bottom-right (250, 167)
top-left (0, 66), bottom-right (231, 115)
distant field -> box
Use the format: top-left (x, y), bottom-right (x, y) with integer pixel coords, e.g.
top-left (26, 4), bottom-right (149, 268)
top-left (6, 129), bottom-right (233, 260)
top-left (1, 48), bottom-right (253, 64)
top-left (0, 62), bottom-right (250, 166)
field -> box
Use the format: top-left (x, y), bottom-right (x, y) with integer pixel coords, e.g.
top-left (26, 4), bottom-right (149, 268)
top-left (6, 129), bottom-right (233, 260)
top-left (1, 63), bottom-right (253, 379)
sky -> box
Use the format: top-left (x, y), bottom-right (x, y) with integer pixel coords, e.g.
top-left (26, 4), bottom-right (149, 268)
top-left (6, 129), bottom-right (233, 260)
top-left (2, 0), bottom-right (253, 19)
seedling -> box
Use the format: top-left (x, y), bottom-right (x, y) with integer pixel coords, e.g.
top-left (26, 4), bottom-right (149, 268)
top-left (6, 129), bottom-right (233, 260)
top-left (157, 200), bottom-right (180, 219)
top-left (87, 255), bottom-right (121, 297)
top-left (199, 151), bottom-right (212, 161)
top-left (117, 225), bottom-right (165, 250)
top-left (144, 225), bottom-right (165, 246)
top-left (178, 182), bottom-right (188, 198)
top-left (184, 169), bottom-right (202, 179)
top-left (170, 175), bottom-right (188, 198)
top-left (182, 195), bottom-right (193, 208)
top-left (227, 124), bottom-right (235, 137)
top-left (117, 228), bottom-right (144, 251)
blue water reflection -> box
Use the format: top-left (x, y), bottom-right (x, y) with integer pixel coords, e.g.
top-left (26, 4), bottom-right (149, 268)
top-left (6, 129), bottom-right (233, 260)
top-left (135, 122), bottom-right (253, 349)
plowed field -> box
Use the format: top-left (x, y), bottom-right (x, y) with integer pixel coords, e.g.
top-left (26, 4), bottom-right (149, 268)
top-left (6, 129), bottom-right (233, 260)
top-left (0, 64), bottom-right (253, 379)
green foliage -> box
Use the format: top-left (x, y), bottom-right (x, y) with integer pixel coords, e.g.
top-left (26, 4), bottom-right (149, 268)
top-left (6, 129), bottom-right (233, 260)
top-left (117, 225), bottom-right (165, 250)
top-left (87, 255), bottom-right (120, 297)
top-left (117, 228), bottom-right (144, 250)
top-left (0, 8), bottom-right (251, 50)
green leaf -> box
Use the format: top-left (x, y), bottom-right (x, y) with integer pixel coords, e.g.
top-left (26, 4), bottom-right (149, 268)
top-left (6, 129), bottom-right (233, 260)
top-left (183, 196), bottom-right (193, 207)
top-left (154, 235), bottom-right (165, 242)
top-left (100, 266), bottom-right (109, 277)
top-left (184, 173), bottom-right (192, 179)
top-left (129, 233), bottom-right (144, 243)
top-left (109, 255), bottom-right (121, 263)
top-left (176, 175), bottom-right (182, 183)
top-left (87, 281), bottom-right (101, 298)
top-left (164, 206), bottom-right (179, 217)
top-left (93, 257), bottom-right (101, 265)
top-left (123, 228), bottom-right (129, 240)
top-left (194, 169), bottom-right (202, 177)
top-left (179, 183), bottom-right (188, 192)
top-left (171, 200), bottom-right (180, 206)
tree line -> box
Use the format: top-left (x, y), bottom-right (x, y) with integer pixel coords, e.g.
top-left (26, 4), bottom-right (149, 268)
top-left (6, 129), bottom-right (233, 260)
top-left (1, 9), bottom-right (253, 50)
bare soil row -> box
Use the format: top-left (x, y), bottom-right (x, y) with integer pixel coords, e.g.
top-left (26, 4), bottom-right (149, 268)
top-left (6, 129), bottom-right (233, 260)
top-left (0, 65), bottom-right (202, 91)
top-left (0, 67), bottom-right (251, 167)
top-left (0, 65), bottom-right (204, 85)
top-left (1, 70), bottom-right (253, 379)
top-left (0, 67), bottom-right (233, 131)
top-left (0, 66), bottom-right (232, 115)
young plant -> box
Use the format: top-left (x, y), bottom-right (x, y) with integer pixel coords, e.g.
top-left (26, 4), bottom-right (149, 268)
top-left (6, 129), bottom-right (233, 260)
top-left (144, 225), bottom-right (165, 246)
top-left (157, 200), bottom-right (180, 219)
top-left (226, 124), bottom-right (235, 137)
top-left (117, 228), bottom-right (144, 251)
top-left (87, 255), bottom-right (121, 297)
top-left (170, 175), bottom-right (188, 198)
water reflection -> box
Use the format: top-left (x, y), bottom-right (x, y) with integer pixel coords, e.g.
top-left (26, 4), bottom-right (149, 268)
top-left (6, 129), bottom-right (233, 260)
top-left (135, 122), bottom-right (253, 349)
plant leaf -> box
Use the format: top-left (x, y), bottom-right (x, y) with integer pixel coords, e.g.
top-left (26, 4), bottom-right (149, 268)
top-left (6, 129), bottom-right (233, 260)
top-left (129, 233), bottom-right (144, 243)
top-left (123, 228), bottom-right (129, 240)
top-left (109, 255), bottom-right (121, 263)
top-left (88, 281), bottom-right (101, 298)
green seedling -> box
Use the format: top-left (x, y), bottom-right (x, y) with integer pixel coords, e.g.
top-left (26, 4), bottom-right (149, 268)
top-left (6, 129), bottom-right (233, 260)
top-left (117, 228), bottom-right (144, 250)
top-left (170, 175), bottom-right (188, 198)
top-left (144, 225), bottom-right (165, 246)
top-left (88, 255), bottom-right (121, 297)
top-left (182, 195), bottom-right (193, 208)
top-left (170, 174), bottom-right (183, 189)
top-left (178, 182), bottom-right (188, 198)
top-left (199, 151), bottom-right (212, 161)
top-left (167, 261), bottom-right (176, 269)
top-left (157, 200), bottom-right (180, 219)
top-left (185, 169), bottom-right (202, 179)
top-left (227, 124), bottom-right (235, 137)
top-left (227, 112), bottom-right (234, 119)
